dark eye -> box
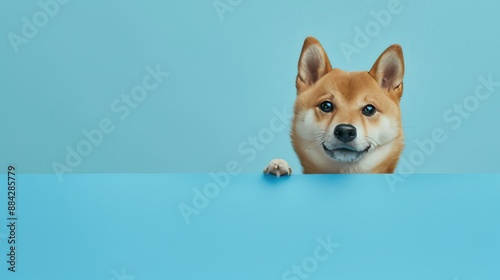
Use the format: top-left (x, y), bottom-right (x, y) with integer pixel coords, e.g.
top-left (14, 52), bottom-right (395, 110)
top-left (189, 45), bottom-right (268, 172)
top-left (362, 105), bottom-right (376, 116)
top-left (319, 101), bottom-right (334, 113)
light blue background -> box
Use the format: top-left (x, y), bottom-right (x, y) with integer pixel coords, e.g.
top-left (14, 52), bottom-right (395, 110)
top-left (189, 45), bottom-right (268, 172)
top-left (1, 173), bottom-right (500, 279)
top-left (1, 0), bottom-right (500, 174)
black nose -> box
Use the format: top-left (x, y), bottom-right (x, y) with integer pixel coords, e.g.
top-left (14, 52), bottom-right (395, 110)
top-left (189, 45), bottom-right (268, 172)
top-left (334, 124), bottom-right (357, 143)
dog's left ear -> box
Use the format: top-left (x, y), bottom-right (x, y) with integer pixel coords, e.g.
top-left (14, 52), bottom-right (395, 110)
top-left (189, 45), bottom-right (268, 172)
top-left (369, 44), bottom-right (404, 97)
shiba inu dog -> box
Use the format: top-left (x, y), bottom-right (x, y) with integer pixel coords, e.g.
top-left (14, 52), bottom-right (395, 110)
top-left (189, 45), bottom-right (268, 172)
top-left (264, 37), bottom-right (405, 175)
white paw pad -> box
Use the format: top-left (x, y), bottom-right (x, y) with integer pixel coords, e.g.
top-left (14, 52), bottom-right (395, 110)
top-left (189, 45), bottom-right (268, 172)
top-left (263, 159), bottom-right (292, 177)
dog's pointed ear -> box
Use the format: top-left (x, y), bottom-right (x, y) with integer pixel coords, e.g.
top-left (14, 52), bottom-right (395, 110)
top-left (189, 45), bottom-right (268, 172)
top-left (296, 37), bottom-right (332, 94)
top-left (369, 44), bottom-right (404, 97)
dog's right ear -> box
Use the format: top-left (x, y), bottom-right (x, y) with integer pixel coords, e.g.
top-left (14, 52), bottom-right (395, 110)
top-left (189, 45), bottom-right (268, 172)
top-left (296, 37), bottom-right (332, 94)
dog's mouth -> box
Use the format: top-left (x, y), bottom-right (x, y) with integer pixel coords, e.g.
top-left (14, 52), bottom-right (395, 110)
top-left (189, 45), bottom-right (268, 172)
top-left (322, 143), bottom-right (371, 163)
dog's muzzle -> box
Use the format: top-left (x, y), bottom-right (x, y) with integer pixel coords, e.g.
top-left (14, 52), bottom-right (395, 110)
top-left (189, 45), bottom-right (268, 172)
top-left (320, 124), bottom-right (370, 162)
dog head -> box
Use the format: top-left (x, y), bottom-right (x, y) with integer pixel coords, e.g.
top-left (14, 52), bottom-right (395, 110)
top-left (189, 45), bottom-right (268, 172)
top-left (291, 37), bottom-right (405, 173)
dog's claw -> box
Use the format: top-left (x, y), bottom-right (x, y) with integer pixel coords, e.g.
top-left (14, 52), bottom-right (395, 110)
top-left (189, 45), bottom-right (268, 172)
top-left (263, 159), bottom-right (292, 177)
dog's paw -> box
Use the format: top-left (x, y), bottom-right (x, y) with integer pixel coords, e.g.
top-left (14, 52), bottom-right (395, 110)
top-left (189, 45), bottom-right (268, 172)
top-left (263, 159), bottom-right (292, 178)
